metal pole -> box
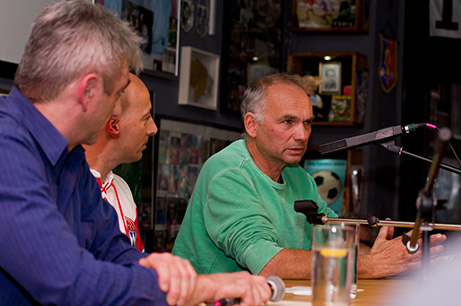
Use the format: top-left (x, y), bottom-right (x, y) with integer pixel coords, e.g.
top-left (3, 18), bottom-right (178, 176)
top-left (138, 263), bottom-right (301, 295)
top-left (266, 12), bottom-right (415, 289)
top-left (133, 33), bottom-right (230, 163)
top-left (324, 216), bottom-right (461, 231)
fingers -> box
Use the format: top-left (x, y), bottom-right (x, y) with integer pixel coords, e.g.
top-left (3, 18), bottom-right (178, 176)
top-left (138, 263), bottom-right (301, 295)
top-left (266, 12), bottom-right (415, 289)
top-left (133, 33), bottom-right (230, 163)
top-left (172, 257), bottom-right (197, 306)
top-left (191, 272), bottom-right (271, 306)
top-left (250, 275), bottom-right (272, 306)
top-left (233, 273), bottom-right (271, 306)
top-left (412, 233), bottom-right (446, 255)
top-left (384, 218), bottom-right (394, 239)
top-left (139, 253), bottom-right (197, 306)
top-left (429, 233), bottom-right (447, 246)
top-left (428, 233), bottom-right (446, 255)
top-left (375, 224), bottom-right (390, 243)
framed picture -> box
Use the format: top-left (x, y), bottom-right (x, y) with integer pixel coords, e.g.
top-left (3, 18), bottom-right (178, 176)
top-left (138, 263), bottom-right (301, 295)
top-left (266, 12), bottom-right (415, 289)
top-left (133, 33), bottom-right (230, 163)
top-left (304, 158), bottom-right (347, 214)
top-left (153, 116), bottom-right (241, 252)
top-left (301, 148), bottom-right (363, 216)
top-left (96, 0), bottom-right (180, 78)
top-left (291, 0), bottom-right (370, 33)
top-left (319, 61), bottom-right (342, 94)
top-left (178, 46), bottom-right (220, 110)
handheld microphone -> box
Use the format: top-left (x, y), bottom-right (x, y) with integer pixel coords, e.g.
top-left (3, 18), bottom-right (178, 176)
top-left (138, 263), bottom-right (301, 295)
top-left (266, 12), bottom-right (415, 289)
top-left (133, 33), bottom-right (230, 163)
top-left (319, 123), bottom-right (427, 155)
top-left (206, 275), bottom-right (285, 306)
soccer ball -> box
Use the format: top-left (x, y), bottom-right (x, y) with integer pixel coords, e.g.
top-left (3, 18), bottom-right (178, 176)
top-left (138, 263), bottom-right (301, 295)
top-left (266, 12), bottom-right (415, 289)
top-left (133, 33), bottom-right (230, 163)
top-left (312, 170), bottom-right (342, 205)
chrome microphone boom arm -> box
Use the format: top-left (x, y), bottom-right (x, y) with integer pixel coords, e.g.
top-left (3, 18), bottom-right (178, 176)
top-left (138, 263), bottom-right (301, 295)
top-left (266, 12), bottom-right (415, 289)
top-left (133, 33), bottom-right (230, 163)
top-left (293, 199), bottom-right (461, 231)
top-left (321, 215), bottom-right (461, 231)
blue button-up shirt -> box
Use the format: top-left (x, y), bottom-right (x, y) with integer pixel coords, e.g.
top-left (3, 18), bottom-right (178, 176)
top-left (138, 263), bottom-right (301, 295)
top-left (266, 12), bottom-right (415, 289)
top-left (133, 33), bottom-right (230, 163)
top-left (0, 87), bottom-right (167, 305)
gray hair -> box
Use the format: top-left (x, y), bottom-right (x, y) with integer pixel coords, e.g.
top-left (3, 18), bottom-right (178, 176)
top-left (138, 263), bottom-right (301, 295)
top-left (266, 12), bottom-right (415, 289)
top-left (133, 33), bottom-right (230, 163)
top-left (14, 0), bottom-right (144, 102)
top-left (240, 73), bottom-right (307, 136)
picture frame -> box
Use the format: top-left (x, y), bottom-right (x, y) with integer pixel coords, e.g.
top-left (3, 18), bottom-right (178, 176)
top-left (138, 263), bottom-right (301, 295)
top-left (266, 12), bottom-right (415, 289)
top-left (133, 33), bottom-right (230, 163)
top-left (301, 148), bottom-right (363, 216)
top-left (291, 0), bottom-right (370, 33)
top-left (319, 61), bottom-right (342, 94)
top-left (153, 116), bottom-right (241, 252)
top-left (96, 0), bottom-right (181, 79)
top-left (178, 46), bottom-right (220, 110)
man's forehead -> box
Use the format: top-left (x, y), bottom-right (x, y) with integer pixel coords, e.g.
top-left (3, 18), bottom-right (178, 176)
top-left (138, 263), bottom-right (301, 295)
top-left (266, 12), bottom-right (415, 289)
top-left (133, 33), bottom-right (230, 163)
top-left (266, 84), bottom-right (310, 105)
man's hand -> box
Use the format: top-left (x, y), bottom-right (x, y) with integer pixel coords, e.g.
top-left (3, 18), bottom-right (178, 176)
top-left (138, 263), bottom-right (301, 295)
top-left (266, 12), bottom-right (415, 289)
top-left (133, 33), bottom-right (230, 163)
top-left (138, 253), bottom-right (197, 306)
top-left (185, 271), bottom-right (272, 306)
top-left (358, 220), bottom-right (446, 278)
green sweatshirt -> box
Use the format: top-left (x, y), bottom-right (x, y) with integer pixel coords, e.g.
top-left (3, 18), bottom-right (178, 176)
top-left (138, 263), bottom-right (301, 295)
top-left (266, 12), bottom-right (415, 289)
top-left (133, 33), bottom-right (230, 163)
top-left (172, 139), bottom-right (337, 274)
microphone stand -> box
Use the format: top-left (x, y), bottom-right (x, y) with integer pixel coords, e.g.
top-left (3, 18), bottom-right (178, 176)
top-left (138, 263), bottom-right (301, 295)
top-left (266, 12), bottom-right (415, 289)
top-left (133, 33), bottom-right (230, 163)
top-left (294, 200), bottom-right (461, 232)
top-left (401, 127), bottom-right (452, 278)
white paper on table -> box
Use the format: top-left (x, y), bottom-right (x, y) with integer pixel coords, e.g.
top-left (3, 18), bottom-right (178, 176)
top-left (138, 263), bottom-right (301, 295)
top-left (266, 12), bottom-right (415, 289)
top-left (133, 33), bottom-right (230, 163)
top-left (268, 301), bottom-right (311, 306)
top-left (285, 286), bottom-right (312, 296)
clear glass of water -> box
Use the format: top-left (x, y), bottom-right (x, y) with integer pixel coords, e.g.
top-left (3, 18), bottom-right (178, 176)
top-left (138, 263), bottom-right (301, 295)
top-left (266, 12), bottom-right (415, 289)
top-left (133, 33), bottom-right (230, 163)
top-left (312, 224), bottom-right (354, 306)
top-left (349, 224), bottom-right (359, 299)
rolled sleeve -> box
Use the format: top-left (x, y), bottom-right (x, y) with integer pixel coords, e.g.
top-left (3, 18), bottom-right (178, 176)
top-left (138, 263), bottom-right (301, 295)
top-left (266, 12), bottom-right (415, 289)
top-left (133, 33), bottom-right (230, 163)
top-left (242, 240), bottom-right (283, 274)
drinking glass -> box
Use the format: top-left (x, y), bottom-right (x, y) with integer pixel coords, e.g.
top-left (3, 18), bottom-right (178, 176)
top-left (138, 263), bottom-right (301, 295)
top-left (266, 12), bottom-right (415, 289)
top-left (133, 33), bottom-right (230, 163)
top-left (312, 224), bottom-right (354, 306)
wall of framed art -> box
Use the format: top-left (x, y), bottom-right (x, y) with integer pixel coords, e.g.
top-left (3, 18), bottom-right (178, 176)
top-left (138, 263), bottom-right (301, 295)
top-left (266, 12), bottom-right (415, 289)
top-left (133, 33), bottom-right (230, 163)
top-left (152, 117), bottom-right (241, 252)
top-left (288, 52), bottom-right (368, 126)
top-left (96, 0), bottom-right (181, 79)
top-left (219, 0), bottom-right (286, 114)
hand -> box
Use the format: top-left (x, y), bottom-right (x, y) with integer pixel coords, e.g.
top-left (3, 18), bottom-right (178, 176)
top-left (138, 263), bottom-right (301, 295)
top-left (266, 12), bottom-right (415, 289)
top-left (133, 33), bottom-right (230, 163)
top-left (359, 218), bottom-right (447, 278)
top-left (138, 252), bottom-right (197, 306)
top-left (185, 271), bottom-right (272, 306)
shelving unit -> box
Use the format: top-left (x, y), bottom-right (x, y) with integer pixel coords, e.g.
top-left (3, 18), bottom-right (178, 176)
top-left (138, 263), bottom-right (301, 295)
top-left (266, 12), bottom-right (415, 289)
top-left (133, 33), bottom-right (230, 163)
top-left (288, 52), bottom-right (368, 127)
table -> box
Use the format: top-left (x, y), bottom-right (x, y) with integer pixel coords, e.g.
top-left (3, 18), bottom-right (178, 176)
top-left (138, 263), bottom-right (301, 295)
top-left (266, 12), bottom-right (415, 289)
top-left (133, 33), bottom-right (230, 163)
top-left (282, 277), bottom-right (417, 305)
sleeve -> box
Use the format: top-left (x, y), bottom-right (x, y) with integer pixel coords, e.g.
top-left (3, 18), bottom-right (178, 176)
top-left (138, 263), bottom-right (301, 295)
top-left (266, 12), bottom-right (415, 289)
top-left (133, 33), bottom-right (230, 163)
top-left (0, 123), bottom-right (167, 305)
top-left (202, 167), bottom-right (282, 274)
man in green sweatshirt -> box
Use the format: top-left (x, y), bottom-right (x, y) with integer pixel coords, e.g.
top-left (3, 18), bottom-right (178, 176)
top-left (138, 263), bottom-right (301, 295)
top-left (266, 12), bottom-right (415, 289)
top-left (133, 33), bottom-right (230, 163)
top-left (173, 73), bottom-right (446, 279)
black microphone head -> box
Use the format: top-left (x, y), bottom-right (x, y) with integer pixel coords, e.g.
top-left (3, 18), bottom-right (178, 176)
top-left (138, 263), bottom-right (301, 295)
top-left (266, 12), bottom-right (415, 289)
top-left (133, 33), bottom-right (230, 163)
top-left (266, 275), bottom-right (285, 302)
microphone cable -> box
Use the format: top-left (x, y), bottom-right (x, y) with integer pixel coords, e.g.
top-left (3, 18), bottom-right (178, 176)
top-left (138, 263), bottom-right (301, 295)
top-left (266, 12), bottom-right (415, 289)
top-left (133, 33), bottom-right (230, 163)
top-left (424, 123), bottom-right (461, 170)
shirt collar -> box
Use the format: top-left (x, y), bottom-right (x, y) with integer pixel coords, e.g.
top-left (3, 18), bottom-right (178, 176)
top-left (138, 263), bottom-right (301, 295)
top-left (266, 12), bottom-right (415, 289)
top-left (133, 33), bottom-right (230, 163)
top-left (8, 87), bottom-right (69, 166)
top-left (90, 169), bottom-right (114, 191)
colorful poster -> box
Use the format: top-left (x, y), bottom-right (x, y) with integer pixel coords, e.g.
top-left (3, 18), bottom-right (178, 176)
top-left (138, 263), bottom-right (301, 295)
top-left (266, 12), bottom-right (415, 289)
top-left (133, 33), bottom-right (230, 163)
top-left (304, 159), bottom-right (347, 214)
top-left (379, 34), bottom-right (397, 93)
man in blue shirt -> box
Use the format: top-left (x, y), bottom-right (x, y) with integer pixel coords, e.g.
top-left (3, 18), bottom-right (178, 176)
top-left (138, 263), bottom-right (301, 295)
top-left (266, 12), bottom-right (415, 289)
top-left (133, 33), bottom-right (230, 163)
top-left (0, 1), bottom-right (271, 305)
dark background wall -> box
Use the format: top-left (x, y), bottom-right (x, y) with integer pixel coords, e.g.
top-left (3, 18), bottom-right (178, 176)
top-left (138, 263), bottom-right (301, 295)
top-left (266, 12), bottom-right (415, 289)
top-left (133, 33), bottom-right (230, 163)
top-left (0, 0), bottom-right (436, 222)
top-left (150, 0), bottom-right (406, 220)
top-left (290, 0), bottom-right (404, 220)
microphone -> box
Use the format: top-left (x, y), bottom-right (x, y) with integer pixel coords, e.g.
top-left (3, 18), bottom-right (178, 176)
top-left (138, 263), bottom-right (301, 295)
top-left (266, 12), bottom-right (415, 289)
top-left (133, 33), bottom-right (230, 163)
top-left (206, 275), bottom-right (285, 306)
top-left (319, 123), bottom-right (427, 155)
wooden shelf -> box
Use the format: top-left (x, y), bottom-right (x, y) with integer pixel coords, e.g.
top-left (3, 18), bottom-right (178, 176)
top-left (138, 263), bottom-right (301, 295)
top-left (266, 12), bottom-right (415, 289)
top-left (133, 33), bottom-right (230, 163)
top-left (288, 52), bottom-right (368, 127)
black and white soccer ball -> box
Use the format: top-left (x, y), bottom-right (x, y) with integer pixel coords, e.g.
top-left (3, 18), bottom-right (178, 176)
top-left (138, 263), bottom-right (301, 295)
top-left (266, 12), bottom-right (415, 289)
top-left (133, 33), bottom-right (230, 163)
top-left (312, 170), bottom-right (342, 205)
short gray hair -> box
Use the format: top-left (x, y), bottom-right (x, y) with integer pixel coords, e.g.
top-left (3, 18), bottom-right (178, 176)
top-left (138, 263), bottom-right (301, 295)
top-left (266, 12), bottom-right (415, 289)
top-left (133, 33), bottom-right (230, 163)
top-left (15, 0), bottom-right (144, 102)
top-left (240, 73), bottom-right (307, 136)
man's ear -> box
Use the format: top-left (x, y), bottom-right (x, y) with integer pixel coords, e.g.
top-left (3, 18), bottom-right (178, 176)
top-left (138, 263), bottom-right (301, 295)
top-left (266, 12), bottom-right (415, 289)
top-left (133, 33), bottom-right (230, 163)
top-left (78, 74), bottom-right (98, 112)
top-left (244, 112), bottom-right (258, 138)
top-left (105, 117), bottom-right (120, 137)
